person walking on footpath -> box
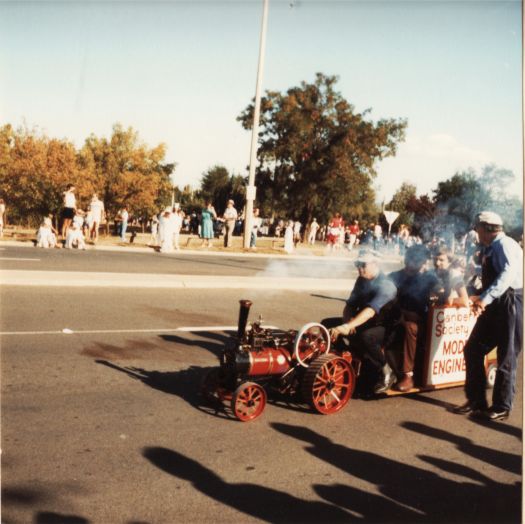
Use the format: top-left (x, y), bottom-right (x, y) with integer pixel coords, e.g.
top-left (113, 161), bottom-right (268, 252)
top-left (172, 205), bottom-right (183, 251)
top-left (347, 220), bottom-right (360, 251)
top-left (61, 184), bottom-right (76, 238)
top-left (223, 199), bottom-right (238, 247)
top-left (453, 211), bottom-right (523, 421)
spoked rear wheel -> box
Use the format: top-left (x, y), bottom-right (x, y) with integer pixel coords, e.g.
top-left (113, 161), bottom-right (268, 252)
top-left (231, 382), bottom-right (267, 421)
top-left (302, 355), bottom-right (355, 414)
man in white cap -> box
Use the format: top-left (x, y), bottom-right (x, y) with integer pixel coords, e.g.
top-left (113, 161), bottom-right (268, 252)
top-left (454, 211), bottom-right (523, 421)
top-left (329, 249), bottom-right (398, 395)
top-left (223, 199), bottom-right (238, 248)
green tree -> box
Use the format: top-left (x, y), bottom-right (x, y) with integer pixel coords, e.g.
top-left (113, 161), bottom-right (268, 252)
top-left (199, 165), bottom-right (246, 215)
top-left (237, 73), bottom-right (407, 225)
top-left (386, 182), bottom-right (417, 229)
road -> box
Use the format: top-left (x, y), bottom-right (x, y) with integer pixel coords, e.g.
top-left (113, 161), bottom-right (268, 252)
top-left (1, 246), bottom-right (522, 523)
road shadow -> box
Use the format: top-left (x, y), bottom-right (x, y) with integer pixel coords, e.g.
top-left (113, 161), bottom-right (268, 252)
top-left (95, 360), bottom-right (233, 420)
top-left (142, 446), bottom-right (353, 522)
top-left (401, 421), bottom-right (522, 475)
top-left (35, 512), bottom-right (90, 524)
top-left (271, 422), bottom-right (521, 522)
top-left (310, 293), bottom-right (346, 303)
top-left (159, 330), bottom-right (233, 358)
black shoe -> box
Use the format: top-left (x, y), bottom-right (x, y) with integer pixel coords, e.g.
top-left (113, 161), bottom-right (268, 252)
top-left (373, 364), bottom-right (397, 395)
top-left (474, 407), bottom-right (510, 421)
top-left (452, 400), bottom-right (488, 415)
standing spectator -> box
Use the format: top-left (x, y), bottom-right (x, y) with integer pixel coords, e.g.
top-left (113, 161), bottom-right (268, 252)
top-left (159, 207), bottom-right (175, 253)
top-left (88, 193), bottom-right (105, 243)
top-left (172, 206), bottom-right (184, 251)
top-left (398, 224), bottom-right (410, 255)
top-left (250, 208), bottom-right (262, 249)
top-left (117, 206), bottom-right (129, 242)
top-left (0, 198), bottom-right (6, 237)
top-left (307, 218), bottom-right (320, 245)
top-left (373, 222), bottom-right (383, 250)
top-left (222, 199), bottom-right (238, 248)
top-left (284, 220), bottom-right (294, 254)
top-left (150, 214), bottom-right (160, 245)
top-left (326, 213), bottom-right (343, 251)
top-left (293, 220), bottom-right (302, 247)
top-left (60, 184), bottom-right (76, 238)
top-left (200, 201), bottom-right (217, 248)
top-left (347, 220), bottom-right (360, 250)
top-left (454, 212), bottom-right (523, 421)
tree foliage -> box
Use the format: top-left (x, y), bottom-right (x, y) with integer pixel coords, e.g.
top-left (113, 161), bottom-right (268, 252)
top-left (237, 73), bottom-right (407, 224)
top-left (0, 123), bottom-right (174, 226)
top-left (199, 165), bottom-right (246, 215)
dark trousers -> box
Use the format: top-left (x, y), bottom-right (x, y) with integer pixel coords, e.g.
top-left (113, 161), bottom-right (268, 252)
top-left (322, 317), bottom-right (386, 370)
top-left (464, 289), bottom-right (523, 411)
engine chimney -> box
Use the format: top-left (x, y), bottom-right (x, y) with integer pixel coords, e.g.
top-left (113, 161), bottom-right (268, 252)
top-left (237, 300), bottom-right (253, 340)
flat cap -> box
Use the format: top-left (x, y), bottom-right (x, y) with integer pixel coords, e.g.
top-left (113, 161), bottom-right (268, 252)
top-left (476, 211), bottom-right (503, 226)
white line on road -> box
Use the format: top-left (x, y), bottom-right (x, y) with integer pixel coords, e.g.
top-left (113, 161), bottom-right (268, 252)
top-left (0, 257), bottom-right (41, 261)
top-left (0, 325), bottom-right (276, 336)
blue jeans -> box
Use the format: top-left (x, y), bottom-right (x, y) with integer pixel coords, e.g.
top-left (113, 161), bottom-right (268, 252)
top-left (120, 221), bottom-right (128, 240)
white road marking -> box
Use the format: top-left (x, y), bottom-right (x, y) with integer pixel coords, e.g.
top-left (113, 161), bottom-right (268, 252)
top-left (0, 325), bottom-right (277, 336)
top-left (0, 257), bottom-right (40, 261)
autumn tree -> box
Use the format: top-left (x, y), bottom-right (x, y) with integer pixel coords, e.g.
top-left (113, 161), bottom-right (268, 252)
top-left (81, 123), bottom-right (173, 219)
top-left (237, 73), bottom-right (407, 224)
top-left (0, 124), bottom-right (88, 226)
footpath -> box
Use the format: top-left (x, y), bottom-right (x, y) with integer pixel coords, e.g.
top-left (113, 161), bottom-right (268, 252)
top-left (0, 229), bottom-right (401, 290)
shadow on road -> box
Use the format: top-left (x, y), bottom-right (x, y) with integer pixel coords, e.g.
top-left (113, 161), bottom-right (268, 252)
top-left (271, 422), bottom-right (521, 523)
top-left (95, 360), bottom-right (233, 420)
top-left (142, 446), bottom-right (352, 522)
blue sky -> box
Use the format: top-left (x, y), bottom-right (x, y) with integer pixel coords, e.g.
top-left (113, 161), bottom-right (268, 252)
top-left (1, 0), bottom-right (522, 203)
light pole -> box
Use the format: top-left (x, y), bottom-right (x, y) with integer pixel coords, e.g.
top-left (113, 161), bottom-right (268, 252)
top-left (243, 0), bottom-right (269, 248)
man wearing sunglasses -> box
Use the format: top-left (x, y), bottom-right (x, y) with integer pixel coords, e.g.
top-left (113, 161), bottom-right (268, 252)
top-left (329, 249), bottom-right (397, 395)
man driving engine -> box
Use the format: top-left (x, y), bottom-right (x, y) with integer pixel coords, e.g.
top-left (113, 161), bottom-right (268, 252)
top-left (330, 250), bottom-right (397, 395)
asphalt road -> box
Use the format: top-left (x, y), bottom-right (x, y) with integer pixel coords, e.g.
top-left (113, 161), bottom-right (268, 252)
top-left (0, 244), bottom-right (401, 279)
top-left (1, 284), bottom-right (522, 524)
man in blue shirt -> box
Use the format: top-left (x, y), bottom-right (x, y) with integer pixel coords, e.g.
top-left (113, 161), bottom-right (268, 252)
top-left (330, 249), bottom-right (398, 395)
top-left (454, 211), bottom-right (523, 421)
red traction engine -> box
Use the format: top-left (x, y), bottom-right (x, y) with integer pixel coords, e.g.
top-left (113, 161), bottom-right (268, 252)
top-left (201, 300), bottom-right (357, 421)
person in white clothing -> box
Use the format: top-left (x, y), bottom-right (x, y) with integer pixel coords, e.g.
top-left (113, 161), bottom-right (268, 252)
top-left (284, 220), bottom-right (294, 254)
top-left (36, 217), bottom-right (58, 248)
top-left (88, 194), bottom-right (105, 242)
top-left (222, 199), bottom-right (238, 248)
top-left (61, 184), bottom-right (76, 238)
top-left (65, 222), bottom-right (86, 249)
top-left (0, 198), bottom-right (6, 237)
top-left (159, 207), bottom-right (175, 253)
top-left (308, 218), bottom-right (319, 244)
top-left (172, 206), bottom-right (184, 250)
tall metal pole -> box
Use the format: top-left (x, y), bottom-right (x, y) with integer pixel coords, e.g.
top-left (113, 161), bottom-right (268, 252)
top-left (243, 0), bottom-right (269, 248)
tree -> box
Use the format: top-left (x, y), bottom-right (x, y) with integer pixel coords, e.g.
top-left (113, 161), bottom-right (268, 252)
top-left (237, 73), bottom-right (407, 225)
top-left (82, 123), bottom-right (173, 219)
top-left (432, 165), bottom-right (522, 236)
top-left (199, 165), bottom-right (246, 215)
top-left (386, 182), bottom-right (417, 229)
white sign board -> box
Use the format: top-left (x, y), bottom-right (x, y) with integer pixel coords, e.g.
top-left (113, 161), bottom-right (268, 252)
top-left (424, 306), bottom-right (477, 386)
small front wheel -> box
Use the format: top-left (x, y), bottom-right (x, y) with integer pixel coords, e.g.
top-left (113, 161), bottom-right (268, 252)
top-left (302, 355), bottom-right (355, 415)
top-left (231, 382), bottom-right (267, 421)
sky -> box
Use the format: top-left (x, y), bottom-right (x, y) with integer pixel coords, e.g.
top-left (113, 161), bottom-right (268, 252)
top-left (1, 0), bottom-right (522, 204)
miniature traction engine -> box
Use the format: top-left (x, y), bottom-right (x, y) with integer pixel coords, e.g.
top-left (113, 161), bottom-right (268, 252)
top-left (201, 300), bottom-right (357, 421)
